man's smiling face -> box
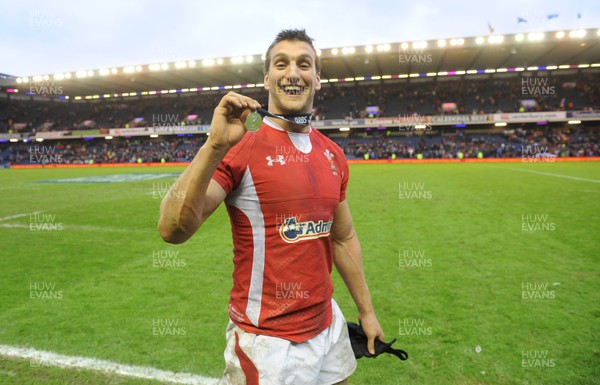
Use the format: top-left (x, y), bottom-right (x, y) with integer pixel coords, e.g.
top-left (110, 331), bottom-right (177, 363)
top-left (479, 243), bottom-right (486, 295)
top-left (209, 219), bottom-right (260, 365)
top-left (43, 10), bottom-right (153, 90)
top-left (264, 40), bottom-right (321, 115)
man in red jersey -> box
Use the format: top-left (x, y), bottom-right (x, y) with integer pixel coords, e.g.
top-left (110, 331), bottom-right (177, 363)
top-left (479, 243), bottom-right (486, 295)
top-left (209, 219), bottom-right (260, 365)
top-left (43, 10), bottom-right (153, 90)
top-left (158, 29), bottom-right (385, 385)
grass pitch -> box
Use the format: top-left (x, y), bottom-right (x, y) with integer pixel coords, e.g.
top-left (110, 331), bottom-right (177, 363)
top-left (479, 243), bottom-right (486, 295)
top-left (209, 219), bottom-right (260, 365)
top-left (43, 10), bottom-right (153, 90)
top-left (0, 162), bottom-right (598, 385)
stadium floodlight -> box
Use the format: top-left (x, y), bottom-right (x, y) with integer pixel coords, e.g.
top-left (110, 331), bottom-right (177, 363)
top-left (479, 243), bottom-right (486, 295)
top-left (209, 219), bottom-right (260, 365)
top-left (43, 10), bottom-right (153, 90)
top-left (148, 64), bottom-right (160, 71)
top-left (485, 69), bottom-right (496, 73)
top-left (231, 56), bottom-right (244, 64)
top-left (497, 68), bottom-right (508, 72)
top-left (365, 45), bottom-right (374, 53)
top-left (437, 71), bottom-right (448, 76)
top-left (43, 75), bottom-right (49, 80)
top-left (558, 64), bottom-right (570, 69)
top-left (515, 67), bottom-right (525, 71)
top-left (160, 63), bottom-right (169, 70)
top-left (342, 47), bottom-right (356, 55)
top-left (556, 31), bottom-right (565, 39)
top-left (9, 138), bottom-right (18, 142)
top-left (426, 72), bottom-right (436, 77)
top-left (328, 78), bottom-right (339, 82)
top-left (245, 56), bottom-right (254, 63)
top-left (188, 60), bottom-right (196, 68)
top-left (76, 71), bottom-right (87, 78)
top-left (339, 127), bottom-right (350, 131)
top-left (99, 69), bottom-right (110, 76)
top-left (150, 134), bottom-right (159, 138)
top-left (35, 138), bottom-right (44, 142)
top-left (475, 37), bottom-right (485, 45)
top-left (111, 68), bottom-right (118, 74)
top-left (103, 94), bottom-right (111, 98)
top-left (449, 38), bottom-right (464, 46)
top-left (578, 64), bottom-right (590, 68)
top-left (409, 73), bottom-right (419, 78)
top-left (527, 66), bottom-right (539, 71)
top-left (527, 32), bottom-right (545, 42)
top-left (87, 70), bottom-right (94, 77)
top-left (136, 66), bottom-right (142, 72)
top-left (105, 136), bottom-right (113, 140)
top-left (175, 62), bottom-right (187, 69)
top-left (354, 76), bottom-right (365, 81)
top-left (331, 48), bottom-right (339, 55)
top-left (376, 44), bottom-right (390, 52)
top-left (16, 78), bottom-right (22, 83)
top-left (413, 41), bottom-right (427, 49)
top-left (467, 69), bottom-right (477, 74)
top-left (455, 70), bottom-right (466, 75)
top-left (515, 34), bottom-right (524, 42)
top-left (315, 49), bottom-right (321, 57)
top-left (399, 74), bottom-right (408, 78)
top-left (568, 120), bottom-right (581, 125)
top-left (495, 122), bottom-right (507, 127)
top-left (400, 42), bottom-right (409, 50)
top-left (592, 63), bottom-right (600, 68)
top-left (124, 66), bottom-right (135, 74)
top-left (64, 96), bottom-right (69, 100)
top-left (54, 73), bottom-right (65, 80)
top-left (488, 35), bottom-right (504, 44)
top-left (415, 124), bottom-right (427, 129)
top-left (437, 40), bottom-right (446, 47)
top-left (345, 77), bottom-right (354, 81)
top-left (569, 29), bottom-right (586, 38)
top-left (189, 88), bottom-right (198, 92)
top-left (202, 59), bottom-right (215, 67)
top-left (216, 58), bottom-right (224, 65)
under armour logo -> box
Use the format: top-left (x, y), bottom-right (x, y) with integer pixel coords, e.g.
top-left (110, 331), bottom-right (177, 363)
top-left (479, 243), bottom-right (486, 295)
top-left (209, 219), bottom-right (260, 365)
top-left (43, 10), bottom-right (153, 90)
top-left (266, 155), bottom-right (286, 166)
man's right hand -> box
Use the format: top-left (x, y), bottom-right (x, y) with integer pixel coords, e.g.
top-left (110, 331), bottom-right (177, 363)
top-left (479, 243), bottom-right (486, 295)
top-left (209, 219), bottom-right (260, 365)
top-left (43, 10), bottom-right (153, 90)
top-left (207, 91), bottom-right (262, 152)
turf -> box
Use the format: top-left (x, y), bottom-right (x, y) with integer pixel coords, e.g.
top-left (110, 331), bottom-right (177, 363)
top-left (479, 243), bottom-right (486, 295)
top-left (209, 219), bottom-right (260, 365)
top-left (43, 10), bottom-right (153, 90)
top-left (0, 162), bottom-right (598, 385)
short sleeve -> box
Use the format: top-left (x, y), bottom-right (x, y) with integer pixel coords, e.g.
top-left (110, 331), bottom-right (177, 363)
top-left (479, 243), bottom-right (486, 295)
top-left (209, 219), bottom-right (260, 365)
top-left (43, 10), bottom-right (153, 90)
top-left (211, 135), bottom-right (253, 195)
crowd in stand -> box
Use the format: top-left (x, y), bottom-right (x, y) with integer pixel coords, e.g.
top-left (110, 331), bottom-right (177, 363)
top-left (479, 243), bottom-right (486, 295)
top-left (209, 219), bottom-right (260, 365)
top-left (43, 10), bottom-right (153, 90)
top-left (1, 72), bottom-right (598, 134)
top-left (339, 126), bottom-right (598, 160)
top-left (2, 126), bottom-right (597, 165)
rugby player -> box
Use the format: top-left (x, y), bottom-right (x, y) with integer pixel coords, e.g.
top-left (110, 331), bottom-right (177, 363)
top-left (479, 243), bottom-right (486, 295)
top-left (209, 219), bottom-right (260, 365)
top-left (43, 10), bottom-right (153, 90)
top-left (158, 29), bottom-right (385, 385)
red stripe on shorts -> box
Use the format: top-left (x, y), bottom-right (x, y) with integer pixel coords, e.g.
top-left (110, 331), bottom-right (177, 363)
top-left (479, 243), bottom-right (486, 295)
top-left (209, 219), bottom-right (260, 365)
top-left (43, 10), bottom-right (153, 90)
top-left (235, 331), bottom-right (259, 385)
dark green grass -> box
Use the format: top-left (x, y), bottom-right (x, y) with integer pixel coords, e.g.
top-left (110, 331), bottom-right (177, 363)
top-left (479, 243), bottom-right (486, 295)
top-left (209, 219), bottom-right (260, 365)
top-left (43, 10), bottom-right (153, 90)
top-left (0, 162), bottom-right (598, 385)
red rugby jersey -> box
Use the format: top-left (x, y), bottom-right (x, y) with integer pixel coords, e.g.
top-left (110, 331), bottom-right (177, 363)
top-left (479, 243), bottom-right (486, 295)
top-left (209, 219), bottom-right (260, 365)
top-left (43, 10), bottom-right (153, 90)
top-left (212, 117), bottom-right (349, 343)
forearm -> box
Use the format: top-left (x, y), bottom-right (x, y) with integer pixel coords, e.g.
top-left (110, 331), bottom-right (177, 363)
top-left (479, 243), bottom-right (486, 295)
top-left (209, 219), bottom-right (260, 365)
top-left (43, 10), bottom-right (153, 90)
top-left (333, 232), bottom-right (375, 316)
top-left (158, 141), bottom-right (227, 243)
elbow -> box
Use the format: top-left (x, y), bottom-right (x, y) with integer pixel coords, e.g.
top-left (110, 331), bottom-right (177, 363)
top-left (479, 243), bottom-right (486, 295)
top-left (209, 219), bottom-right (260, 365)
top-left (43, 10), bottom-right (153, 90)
top-left (158, 219), bottom-right (192, 244)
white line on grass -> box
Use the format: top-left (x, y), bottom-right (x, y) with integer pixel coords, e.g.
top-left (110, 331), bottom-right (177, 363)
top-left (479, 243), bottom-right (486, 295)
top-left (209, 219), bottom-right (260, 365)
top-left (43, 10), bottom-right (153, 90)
top-left (0, 344), bottom-right (220, 385)
top-left (507, 168), bottom-right (600, 183)
top-left (0, 211), bottom-right (42, 222)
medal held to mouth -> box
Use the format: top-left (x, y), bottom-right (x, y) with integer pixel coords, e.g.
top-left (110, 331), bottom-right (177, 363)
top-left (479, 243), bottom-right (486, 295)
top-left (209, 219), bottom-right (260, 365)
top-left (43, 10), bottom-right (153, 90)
top-left (245, 112), bottom-right (263, 132)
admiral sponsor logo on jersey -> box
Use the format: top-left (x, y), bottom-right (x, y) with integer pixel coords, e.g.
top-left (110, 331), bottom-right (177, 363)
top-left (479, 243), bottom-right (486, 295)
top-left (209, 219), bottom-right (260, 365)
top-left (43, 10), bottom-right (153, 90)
top-left (279, 216), bottom-right (333, 243)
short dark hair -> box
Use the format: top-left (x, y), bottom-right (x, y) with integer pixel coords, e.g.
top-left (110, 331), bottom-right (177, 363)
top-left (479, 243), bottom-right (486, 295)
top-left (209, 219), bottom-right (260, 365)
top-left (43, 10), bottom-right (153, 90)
top-left (264, 29), bottom-right (320, 75)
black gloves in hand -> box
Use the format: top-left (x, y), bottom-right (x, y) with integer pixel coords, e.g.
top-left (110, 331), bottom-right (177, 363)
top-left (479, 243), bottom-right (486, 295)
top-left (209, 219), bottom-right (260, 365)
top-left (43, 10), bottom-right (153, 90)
top-left (347, 322), bottom-right (408, 360)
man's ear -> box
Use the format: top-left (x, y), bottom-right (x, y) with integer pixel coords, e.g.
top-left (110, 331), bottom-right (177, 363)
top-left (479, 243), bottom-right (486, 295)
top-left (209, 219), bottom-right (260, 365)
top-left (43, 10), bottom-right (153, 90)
top-left (315, 72), bottom-right (321, 91)
top-left (264, 73), bottom-right (270, 91)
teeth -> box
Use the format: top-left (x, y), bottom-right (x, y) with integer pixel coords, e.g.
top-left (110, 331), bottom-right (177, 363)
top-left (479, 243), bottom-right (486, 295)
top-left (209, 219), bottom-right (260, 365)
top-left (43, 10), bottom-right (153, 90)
top-left (282, 86), bottom-right (304, 95)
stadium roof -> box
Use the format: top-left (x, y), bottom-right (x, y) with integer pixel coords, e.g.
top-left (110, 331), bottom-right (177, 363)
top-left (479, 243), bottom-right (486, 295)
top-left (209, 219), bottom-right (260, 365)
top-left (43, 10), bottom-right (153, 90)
top-left (2, 28), bottom-right (599, 100)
